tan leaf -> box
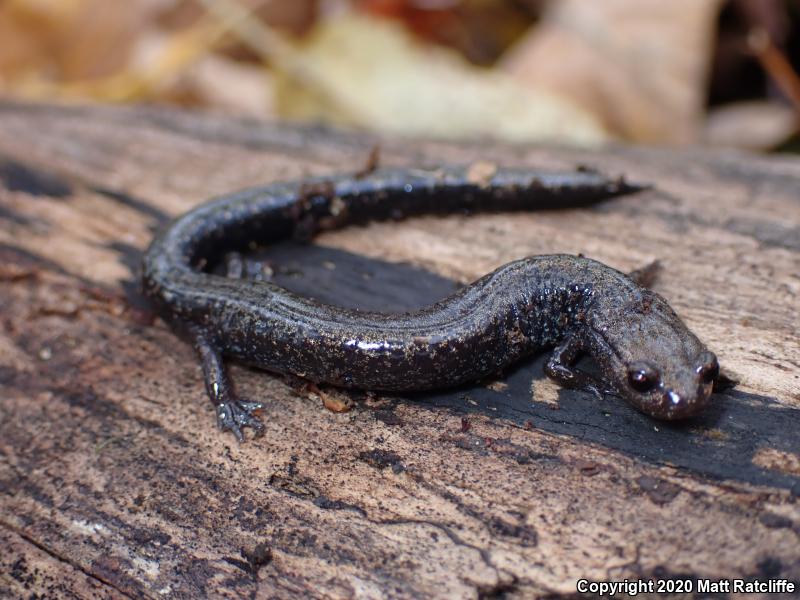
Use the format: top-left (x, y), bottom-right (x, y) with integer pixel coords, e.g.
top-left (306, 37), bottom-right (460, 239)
top-left (704, 100), bottom-right (797, 150)
top-left (500, 0), bottom-right (723, 144)
top-left (0, 0), bottom-right (163, 82)
top-left (274, 13), bottom-right (609, 145)
top-left (160, 51), bottom-right (275, 116)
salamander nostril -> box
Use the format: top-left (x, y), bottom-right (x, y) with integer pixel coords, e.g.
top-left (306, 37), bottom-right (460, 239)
top-left (666, 390), bottom-right (682, 405)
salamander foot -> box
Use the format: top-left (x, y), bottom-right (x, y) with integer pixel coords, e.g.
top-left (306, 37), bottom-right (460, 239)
top-left (545, 335), bottom-right (614, 400)
top-left (217, 399), bottom-right (265, 442)
top-left (225, 252), bottom-right (273, 281)
top-left (190, 327), bottom-right (267, 441)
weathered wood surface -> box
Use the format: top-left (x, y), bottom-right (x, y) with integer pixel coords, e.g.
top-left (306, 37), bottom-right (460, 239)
top-left (0, 101), bottom-right (799, 599)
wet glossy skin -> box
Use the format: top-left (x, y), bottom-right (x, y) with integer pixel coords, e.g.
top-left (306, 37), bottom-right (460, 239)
top-left (142, 166), bottom-right (718, 440)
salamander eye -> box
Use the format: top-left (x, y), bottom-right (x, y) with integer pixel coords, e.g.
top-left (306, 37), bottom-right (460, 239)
top-left (697, 353), bottom-right (719, 384)
top-left (627, 364), bottom-right (659, 394)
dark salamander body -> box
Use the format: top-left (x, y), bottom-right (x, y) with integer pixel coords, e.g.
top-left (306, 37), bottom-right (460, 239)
top-left (142, 166), bottom-right (719, 440)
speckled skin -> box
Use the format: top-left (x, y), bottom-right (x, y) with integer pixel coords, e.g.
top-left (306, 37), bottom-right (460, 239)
top-left (142, 166), bottom-right (719, 440)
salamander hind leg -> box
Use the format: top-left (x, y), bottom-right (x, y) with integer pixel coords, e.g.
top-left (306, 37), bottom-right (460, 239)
top-left (628, 260), bottom-right (661, 288)
top-left (192, 327), bottom-right (265, 441)
top-left (225, 252), bottom-right (272, 281)
top-left (544, 335), bottom-right (612, 400)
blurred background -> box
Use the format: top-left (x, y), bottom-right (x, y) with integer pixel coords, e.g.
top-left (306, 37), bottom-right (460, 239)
top-left (1, 0), bottom-right (798, 150)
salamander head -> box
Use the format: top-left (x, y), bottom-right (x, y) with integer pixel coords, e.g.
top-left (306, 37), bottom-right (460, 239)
top-left (589, 290), bottom-right (718, 420)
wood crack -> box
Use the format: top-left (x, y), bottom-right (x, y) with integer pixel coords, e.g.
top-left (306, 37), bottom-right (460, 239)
top-left (374, 517), bottom-right (517, 593)
top-left (0, 519), bottom-right (140, 600)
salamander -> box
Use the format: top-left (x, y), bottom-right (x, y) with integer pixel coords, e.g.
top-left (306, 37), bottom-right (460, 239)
top-left (142, 166), bottom-right (719, 440)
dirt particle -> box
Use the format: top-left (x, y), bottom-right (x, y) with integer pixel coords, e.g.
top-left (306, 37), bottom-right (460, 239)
top-left (242, 543), bottom-right (272, 575)
top-left (636, 476), bottom-right (681, 505)
top-left (354, 145), bottom-right (381, 178)
top-left (358, 449), bottom-right (404, 472)
top-left (574, 459), bottom-right (601, 476)
top-left (466, 161), bottom-right (498, 187)
top-left (374, 409), bottom-right (404, 426)
top-left (759, 513), bottom-right (794, 529)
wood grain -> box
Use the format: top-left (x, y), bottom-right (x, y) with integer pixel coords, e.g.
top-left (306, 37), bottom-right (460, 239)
top-left (0, 101), bottom-right (798, 599)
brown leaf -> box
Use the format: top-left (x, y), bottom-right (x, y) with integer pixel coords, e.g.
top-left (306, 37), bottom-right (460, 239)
top-left (319, 388), bottom-right (354, 413)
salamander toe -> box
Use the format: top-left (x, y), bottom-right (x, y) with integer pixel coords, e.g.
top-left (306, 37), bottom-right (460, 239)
top-left (216, 399), bottom-right (265, 441)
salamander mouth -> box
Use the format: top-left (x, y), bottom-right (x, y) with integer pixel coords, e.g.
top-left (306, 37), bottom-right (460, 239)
top-left (641, 382), bottom-right (714, 420)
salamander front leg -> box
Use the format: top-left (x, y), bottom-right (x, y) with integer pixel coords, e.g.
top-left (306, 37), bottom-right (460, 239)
top-left (544, 335), bottom-right (611, 400)
top-left (192, 328), bottom-right (265, 441)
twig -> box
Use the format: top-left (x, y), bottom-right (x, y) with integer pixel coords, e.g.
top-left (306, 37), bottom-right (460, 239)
top-left (748, 27), bottom-right (800, 116)
top-left (193, 0), bottom-right (365, 123)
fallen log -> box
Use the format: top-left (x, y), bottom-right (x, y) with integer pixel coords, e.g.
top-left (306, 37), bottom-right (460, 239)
top-left (0, 101), bottom-right (798, 598)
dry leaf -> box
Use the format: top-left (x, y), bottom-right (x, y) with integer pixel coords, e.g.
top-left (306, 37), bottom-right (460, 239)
top-left (704, 100), bottom-right (797, 150)
top-left (319, 388), bottom-right (354, 413)
top-left (274, 13), bottom-right (609, 145)
top-left (0, 0), bottom-right (279, 111)
top-left (500, 0), bottom-right (723, 144)
top-left (0, 0), bottom-right (163, 85)
top-left (161, 51), bottom-right (275, 115)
